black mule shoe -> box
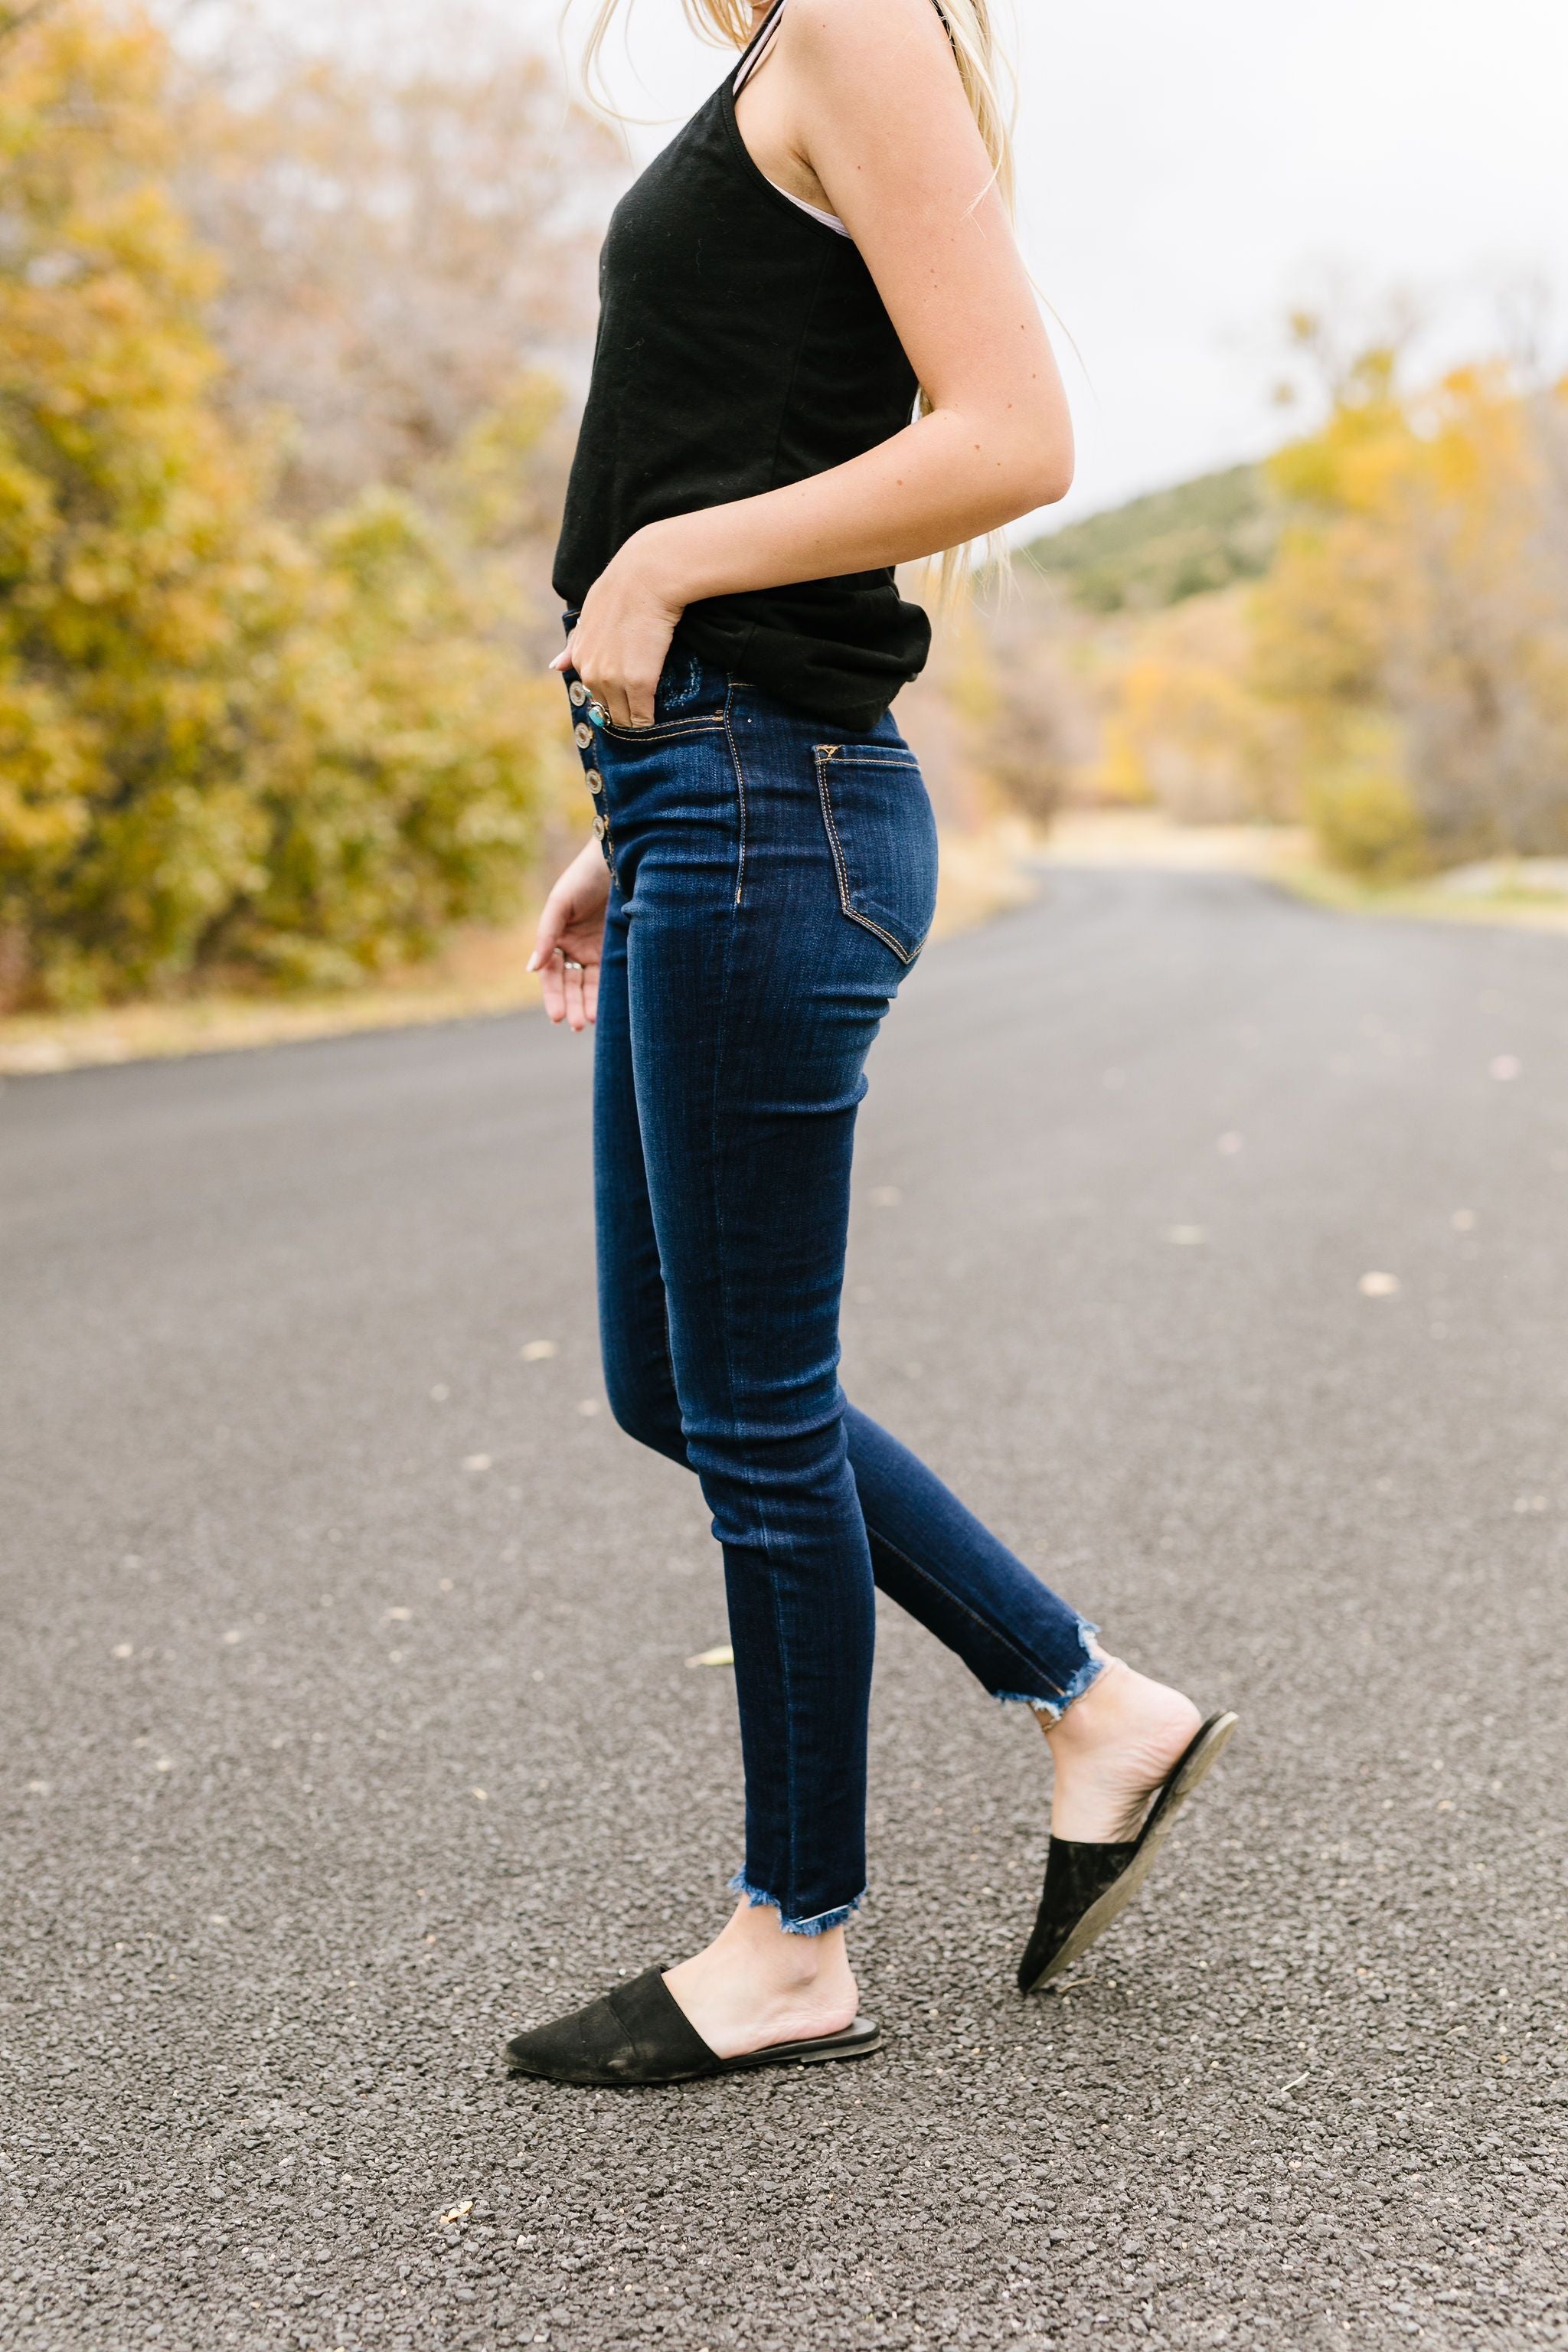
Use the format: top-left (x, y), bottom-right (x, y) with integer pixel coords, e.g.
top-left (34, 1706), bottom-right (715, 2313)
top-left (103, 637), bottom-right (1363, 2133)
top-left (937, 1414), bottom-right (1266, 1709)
top-left (505, 1965), bottom-right (881, 2086)
top-left (1018, 1710), bottom-right (1239, 1994)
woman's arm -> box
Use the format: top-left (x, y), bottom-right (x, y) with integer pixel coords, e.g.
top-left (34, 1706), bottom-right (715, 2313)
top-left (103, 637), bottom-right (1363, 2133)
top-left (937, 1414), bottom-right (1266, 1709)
top-left (562, 0), bottom-right (1073, 725)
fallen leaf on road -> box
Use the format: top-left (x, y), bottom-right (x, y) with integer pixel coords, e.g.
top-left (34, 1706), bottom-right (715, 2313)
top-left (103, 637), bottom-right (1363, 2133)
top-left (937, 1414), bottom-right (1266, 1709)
top-left (1359, 1272), bottom-right (1400, 1297)
top-left (471, 1787), bottom-right (488, 1802)
top-left (687, 1645), bottom-right (734, 1668)
top-left (437, 2201), bottom-right (473, 2226)
top-left (521, 1340), bottom-right (557, 1361)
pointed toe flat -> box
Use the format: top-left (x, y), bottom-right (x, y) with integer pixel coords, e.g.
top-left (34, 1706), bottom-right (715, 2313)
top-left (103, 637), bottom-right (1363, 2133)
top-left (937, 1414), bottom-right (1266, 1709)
top-left (1018, 1709), bottom-right (1239, 1994)
top-left (504, 1965), bottom-right (881, 2086)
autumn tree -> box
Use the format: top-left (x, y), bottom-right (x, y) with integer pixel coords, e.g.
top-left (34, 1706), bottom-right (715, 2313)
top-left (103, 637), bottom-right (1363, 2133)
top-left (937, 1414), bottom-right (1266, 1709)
top-left (0, 0), bottom-right (568, 1008)
top-left (1253, 345), bottom-right (1568, 873)
top-left (172, 11), bottom-right (619, 527)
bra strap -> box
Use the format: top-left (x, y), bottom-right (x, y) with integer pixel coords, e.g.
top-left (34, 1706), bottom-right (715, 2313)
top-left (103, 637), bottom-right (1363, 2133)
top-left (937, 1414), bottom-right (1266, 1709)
top-left (733, 0), bottom-right (792, 94)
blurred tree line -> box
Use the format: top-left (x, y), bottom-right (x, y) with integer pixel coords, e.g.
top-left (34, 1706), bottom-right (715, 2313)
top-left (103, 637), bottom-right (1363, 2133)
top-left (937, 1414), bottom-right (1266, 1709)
top-left (976, 328), bottom-right (1568, 878)
top-left (0, 0), bottom-right (614, 1008)
top-left (8, 2), bottom-right (1564, 1018)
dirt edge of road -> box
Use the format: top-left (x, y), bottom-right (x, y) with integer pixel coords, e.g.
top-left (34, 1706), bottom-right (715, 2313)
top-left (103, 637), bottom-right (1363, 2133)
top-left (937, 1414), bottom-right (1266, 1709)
top-left (0, 825), bottom-right (1039, 1078)
top-left (1043, 808), bottom-right (1568, 931)
top-left (11, 812), bottom-right (1566, 1079)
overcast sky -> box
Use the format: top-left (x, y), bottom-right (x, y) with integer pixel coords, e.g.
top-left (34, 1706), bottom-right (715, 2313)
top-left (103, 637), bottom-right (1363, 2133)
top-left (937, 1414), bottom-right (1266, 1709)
top-left (558, 0), bottom-right (1568, 532)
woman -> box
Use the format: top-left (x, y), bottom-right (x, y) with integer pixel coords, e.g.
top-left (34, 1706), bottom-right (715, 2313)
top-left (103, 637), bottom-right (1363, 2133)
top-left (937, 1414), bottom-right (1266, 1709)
top-left (505, 0), bottom-right (1236, 2088)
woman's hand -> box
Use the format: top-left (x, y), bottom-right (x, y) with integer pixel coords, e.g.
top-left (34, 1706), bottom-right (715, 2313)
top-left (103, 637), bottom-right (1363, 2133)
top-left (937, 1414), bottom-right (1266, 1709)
top-left (550, 527), bottom-right (684, 730)
top-left (528, 838), bottom-right (612, 1031)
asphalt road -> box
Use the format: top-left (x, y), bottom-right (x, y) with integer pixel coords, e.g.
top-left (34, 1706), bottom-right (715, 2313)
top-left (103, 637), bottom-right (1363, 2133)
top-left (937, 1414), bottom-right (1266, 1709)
top-left (4, 867), bottom-right (1567, 2352)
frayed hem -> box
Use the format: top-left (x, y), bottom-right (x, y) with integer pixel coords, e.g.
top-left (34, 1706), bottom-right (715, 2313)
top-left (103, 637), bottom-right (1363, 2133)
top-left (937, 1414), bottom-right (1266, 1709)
top-left (992, 1620), bottom-right (1105, 1722)
top-left (727, 1872), bottom-right (864, 1938)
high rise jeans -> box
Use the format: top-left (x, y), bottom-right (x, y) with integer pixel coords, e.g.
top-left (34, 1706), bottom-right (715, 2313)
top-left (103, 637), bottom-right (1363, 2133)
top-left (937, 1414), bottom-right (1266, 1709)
top-left (565, 633), bottom-right (1101, 1933)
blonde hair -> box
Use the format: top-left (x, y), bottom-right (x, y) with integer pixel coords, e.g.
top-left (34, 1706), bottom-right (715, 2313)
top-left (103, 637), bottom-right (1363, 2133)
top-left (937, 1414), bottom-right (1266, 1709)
top-left (573, 0), bottom-right (1020, 603)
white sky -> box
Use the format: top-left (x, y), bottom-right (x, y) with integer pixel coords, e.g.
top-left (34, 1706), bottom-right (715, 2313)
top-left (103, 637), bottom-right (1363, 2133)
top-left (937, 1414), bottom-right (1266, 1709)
top-left (550, 0), bottom-right (1568, 534)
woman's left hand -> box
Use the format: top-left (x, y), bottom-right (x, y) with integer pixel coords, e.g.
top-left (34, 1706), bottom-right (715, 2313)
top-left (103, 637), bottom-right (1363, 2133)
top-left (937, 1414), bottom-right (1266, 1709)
top-left (551, 526), bottom-right (685, 730)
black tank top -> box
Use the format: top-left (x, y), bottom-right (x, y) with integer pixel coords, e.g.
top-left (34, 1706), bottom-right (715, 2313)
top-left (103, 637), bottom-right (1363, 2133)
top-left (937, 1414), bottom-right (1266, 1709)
top-left (552, 2), bottom-right (932, 733)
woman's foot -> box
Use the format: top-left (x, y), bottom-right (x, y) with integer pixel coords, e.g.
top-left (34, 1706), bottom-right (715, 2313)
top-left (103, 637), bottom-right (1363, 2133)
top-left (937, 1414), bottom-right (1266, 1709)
top-left (662, 1896), bottom-right (859, 2060)
top-left (1041, 1655), bottom-right (1203, 1842)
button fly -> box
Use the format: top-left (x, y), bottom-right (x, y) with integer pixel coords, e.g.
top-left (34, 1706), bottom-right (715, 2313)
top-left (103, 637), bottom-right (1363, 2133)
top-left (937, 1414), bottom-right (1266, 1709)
top-left (573, 721), bottom-right (593, 748)
top-left (568, 680), bottom-right (588, 706)
top-left (585, 769), bottom-right (603, 795)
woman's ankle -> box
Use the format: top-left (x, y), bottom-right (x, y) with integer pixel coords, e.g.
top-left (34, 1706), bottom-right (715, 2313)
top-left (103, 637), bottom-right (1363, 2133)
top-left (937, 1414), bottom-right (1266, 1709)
top-left (1043, 1655), bottom-right (1197, 1747)
top-left (1040, 1658), bottom-right (1203, 1841)
top-left (1040, 1651), bottom-right (1131, 1748)
top-left (719, 1898), bottom-right (851, 1986)
top-left (662, 1906), bottom-right (858, 2056)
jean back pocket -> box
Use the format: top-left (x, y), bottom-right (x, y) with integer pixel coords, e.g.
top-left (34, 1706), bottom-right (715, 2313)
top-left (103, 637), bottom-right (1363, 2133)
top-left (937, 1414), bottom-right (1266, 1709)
top-left (814, 746), bottom-right (939, 965)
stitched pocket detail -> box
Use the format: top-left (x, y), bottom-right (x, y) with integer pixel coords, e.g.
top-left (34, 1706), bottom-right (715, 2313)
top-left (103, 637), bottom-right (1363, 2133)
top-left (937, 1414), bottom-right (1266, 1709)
top-left (813, 746), bottom-right (939, 965)
top-left (598, 712), bottom-right (726, 743)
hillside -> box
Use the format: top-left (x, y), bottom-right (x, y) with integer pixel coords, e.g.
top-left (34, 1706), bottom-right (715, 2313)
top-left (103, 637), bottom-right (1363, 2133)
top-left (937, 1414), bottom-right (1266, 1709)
top-left (1020, 462), bottom-right (1276, 613)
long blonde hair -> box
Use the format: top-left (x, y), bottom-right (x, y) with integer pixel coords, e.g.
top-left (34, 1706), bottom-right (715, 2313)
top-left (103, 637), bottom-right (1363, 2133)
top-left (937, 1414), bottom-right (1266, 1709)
top-left (573, 0), bottom-right (1020, 603)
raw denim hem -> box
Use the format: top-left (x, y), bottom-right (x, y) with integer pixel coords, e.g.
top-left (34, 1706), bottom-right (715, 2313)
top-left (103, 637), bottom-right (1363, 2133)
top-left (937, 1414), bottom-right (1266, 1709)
top-left (728, 1872), bottom-right (865, 1938)
top-left (991, 1619), bottom-right (1105, 1722)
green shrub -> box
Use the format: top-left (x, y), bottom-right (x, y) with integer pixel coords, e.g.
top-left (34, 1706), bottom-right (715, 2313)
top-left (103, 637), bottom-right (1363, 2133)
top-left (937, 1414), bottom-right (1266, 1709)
top-left (1303, 719), bottom-right (1429, 880)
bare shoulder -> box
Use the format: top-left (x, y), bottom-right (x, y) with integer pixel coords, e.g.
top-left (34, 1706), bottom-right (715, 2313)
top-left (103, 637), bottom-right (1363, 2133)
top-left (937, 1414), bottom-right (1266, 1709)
top-left (784, 0), bottom-right (960, 86)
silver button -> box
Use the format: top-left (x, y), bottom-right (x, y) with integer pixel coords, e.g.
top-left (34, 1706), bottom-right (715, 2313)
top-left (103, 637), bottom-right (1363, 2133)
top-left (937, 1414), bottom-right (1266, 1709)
top-left (585, 769), bottom-right (603, 795)
top-left (593, 814), bottom-right (608, 840)
top-left (573, 721), bottom-right (593, 748)
top-left (568, 680), bottom-right (588, 706)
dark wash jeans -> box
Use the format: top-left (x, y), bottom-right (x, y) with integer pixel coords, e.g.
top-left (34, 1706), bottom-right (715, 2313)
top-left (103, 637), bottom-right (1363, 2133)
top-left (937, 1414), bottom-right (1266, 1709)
top-left (565, 630), bottom-right (1100, 1932)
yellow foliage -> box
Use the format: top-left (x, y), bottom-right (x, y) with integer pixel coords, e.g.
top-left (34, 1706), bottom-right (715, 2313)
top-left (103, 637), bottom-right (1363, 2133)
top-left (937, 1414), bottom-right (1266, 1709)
top-left (980, 342), bottom-right (1568, 870)
top-left (1093, 712), bottom-right (1155, 808)
top-left (0, 1), bottom-right (564, 1008)
top-left (1090, 591), bottom-right (1292, 824)
top-left (1256, 353), bottom-right (1568, 870)
top-left (1301, 714), bottom-right (1426, 880)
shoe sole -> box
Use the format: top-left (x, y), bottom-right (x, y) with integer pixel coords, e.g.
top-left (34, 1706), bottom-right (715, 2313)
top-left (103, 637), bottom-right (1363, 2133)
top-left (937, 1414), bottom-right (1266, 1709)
top-left (719, 2017), bottom-right (882, 2074)
top-left (1021, 1710), bottom-right (1240, 1994)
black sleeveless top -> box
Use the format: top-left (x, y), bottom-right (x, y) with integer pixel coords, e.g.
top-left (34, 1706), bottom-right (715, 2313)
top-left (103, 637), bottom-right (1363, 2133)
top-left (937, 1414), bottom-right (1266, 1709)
top-left (552, 11), bottom-right (932, 733)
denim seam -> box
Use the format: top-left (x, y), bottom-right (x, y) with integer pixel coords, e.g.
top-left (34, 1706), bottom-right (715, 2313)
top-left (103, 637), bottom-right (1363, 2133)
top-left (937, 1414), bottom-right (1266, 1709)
top-left (813, 747), bottom-right (917, 967)
top-left (721, 684), bottom-right (748, 909)
top-left (705, 792), bottom-right (799, 1919)
top-left (868, 1526), bottom-right (1079, 1700)
top-left (651, 1308), bottom-right (684, 1462)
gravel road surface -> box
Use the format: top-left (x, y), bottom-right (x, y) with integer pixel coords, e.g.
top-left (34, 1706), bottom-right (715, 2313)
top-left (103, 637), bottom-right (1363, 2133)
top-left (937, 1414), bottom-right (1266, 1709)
top-left (4, 867), bottom-right (1566, 2352)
